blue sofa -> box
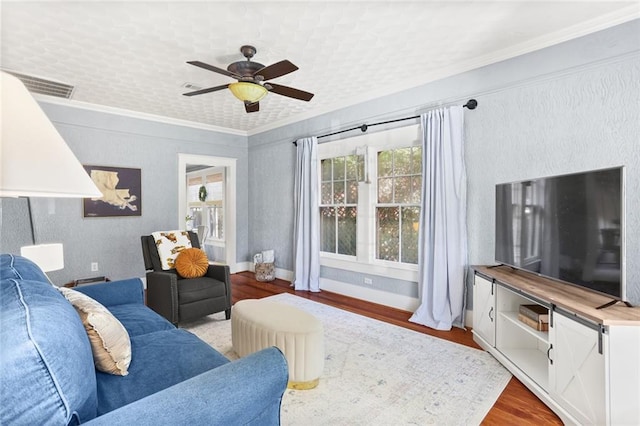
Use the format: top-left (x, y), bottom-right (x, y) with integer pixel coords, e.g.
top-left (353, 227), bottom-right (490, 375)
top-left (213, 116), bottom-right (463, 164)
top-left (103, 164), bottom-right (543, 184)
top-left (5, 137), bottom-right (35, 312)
top-left (0, 254), bottom-right (288, 425)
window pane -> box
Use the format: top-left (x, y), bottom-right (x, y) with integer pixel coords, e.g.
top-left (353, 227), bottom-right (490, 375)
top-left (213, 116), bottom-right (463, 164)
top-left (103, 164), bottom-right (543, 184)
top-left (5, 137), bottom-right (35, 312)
top-left (410, 176), bottom-right (422, 203)
top-left (346, 180), bottom-right (358, 204)
top-left (207, 206), bottom-right (224, 240)
top-left (346, 155), bottom-right (358, 180)
top-left (321, 182), bottom-right (333, 204)
top-left (394, 148), bottom-right (412, 176)
top-left (205, 182), bottom-right (222, 203)
top-left (321, 159), bottom-right (332, 181)
top-left (337, 206), bottom-right (357, 256)
top-left (378, 151), bottom-right (393, 177)
top-left (333, 181), bottom-right (345, 204)
top-left (401, 206), bottom-right (420, 264)
top-left (376, 207), bottom-right (399, 261)
top-left (188, 183), bottom-right (200, 203)
top-left (334, 156), bottom-right (345, 180)
top-left (394, 176), bottom-right (412, 204)
top-left (320, 207), bottom-right (336, 252)
top-left (189, 207), bottom-right (202, 227)
top-left (411, 147), bottom-right (422, 174)
top-left (378, 177), bottom-right (393, 203)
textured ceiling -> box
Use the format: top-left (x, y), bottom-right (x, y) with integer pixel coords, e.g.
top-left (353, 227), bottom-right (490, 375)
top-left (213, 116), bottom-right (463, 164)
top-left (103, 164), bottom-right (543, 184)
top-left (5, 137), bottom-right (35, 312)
top-left (1, 1), bottom-right (638, 134)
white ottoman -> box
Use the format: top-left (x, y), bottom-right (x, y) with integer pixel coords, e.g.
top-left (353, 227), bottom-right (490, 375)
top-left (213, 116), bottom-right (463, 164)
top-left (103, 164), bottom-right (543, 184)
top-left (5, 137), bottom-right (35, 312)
top-left (231, 299), bottom-right (324, 390)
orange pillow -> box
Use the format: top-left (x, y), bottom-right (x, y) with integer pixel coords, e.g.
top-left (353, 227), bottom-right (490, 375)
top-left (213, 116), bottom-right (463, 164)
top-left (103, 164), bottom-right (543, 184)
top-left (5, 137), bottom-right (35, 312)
top-left (175, 248), bottom-right (209, 278)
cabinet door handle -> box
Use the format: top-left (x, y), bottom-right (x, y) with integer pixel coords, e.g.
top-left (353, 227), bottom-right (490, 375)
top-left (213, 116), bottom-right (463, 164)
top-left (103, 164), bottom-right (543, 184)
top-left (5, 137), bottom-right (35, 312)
top-left (547, 344), bottom-right (553, 365)
top-left (488, 307), bottom-right (494, 322)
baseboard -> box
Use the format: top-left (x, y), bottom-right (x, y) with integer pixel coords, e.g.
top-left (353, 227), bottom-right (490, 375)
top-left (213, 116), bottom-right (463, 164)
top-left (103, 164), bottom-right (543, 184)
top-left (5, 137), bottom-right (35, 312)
top-left (320, 278), bottom-right (420, 312)
top-left (230, 267), bottom-right (474, 328)
top-left (235, 261), bottom-right (251, 273)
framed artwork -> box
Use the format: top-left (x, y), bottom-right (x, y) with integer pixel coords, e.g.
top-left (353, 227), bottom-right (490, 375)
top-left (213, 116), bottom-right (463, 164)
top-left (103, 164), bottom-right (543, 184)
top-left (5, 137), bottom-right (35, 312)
top-left (83, 165), bottom-right (141, 217)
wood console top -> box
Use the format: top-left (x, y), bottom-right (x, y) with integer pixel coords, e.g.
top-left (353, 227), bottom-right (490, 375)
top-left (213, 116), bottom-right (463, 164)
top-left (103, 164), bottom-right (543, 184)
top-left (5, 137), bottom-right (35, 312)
top-left (474, 265), bottom-right (640, 326)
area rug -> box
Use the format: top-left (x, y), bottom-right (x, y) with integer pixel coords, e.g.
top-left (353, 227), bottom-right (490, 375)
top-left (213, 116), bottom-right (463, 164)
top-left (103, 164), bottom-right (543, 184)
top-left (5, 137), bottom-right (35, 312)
top-left (183, 293), bottom-right (511, 425)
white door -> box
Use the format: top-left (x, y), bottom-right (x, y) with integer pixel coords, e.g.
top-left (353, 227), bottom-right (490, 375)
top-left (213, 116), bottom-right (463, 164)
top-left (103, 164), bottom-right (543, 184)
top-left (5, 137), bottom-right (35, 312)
top-left (473, 274), bottom-right (496, 347)
top-left (549, 312), bottom-right (606, 425)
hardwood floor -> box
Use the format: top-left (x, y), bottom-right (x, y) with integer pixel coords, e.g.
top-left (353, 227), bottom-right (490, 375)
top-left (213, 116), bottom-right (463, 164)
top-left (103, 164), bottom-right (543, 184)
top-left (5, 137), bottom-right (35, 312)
top-left (231, 272), bottom-right (563, 425)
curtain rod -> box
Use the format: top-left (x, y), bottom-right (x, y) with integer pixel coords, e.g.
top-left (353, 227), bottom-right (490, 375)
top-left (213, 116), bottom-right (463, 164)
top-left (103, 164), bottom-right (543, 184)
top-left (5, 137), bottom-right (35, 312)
top-left (293, 99), bottom-right (477, 146)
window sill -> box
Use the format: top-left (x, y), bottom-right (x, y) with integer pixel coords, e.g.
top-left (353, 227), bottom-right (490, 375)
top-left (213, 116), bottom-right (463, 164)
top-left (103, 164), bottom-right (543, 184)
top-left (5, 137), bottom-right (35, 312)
top-left (320, 255), bottom-right (418, 282)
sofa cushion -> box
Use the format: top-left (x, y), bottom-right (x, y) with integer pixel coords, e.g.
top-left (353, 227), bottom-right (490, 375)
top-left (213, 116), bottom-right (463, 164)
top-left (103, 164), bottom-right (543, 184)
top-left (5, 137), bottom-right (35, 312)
top-left (178, 276), bottom-right (226, 304)
top-left (0, 252), bottom-right (50, 282)
top-left (95, 328), bottom-right (230, 415)
top-left (0, 274), bottom-right (97, 425)
top-left (175, 248), bottom-right (209, 278)
top-left (108, 303), bottom-right (176, 337)
top-left (59, 287), bottom-right (132, 376)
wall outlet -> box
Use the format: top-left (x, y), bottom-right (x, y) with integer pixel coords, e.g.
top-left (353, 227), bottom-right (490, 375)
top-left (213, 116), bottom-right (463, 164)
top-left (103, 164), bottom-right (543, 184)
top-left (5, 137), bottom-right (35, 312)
top-left (91, 262), bottom-right (99, 272)
top-left (364, 277), bottom-right (373, 285)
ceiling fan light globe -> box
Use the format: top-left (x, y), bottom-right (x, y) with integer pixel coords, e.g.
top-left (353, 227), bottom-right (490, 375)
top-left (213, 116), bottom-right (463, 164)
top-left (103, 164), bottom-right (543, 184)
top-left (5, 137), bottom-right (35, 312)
top-left (228, 82), bottom-right (267, 103)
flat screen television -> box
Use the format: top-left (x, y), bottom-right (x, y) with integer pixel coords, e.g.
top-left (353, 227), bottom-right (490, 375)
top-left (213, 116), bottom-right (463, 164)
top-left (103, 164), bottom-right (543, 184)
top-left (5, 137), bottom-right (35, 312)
top-left (495, 167), bottom-right (624, 301)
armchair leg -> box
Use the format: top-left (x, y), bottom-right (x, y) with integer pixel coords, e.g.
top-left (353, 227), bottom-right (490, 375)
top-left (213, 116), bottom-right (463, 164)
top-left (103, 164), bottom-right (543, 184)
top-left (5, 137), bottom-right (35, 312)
top-left (225, 309), bottom-right (231, 320)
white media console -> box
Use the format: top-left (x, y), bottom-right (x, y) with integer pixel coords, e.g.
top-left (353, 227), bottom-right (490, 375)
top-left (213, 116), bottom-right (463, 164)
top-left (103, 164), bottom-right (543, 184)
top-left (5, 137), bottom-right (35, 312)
top-left (473, 265), bottom-right (640, 425)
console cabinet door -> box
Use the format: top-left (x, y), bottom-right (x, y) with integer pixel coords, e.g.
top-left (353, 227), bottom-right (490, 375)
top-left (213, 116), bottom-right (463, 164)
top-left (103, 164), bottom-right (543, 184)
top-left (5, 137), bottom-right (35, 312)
top-left (549, 312), bottom-right (605, 425)
top-left (473, 274), bottom-right (495, 347)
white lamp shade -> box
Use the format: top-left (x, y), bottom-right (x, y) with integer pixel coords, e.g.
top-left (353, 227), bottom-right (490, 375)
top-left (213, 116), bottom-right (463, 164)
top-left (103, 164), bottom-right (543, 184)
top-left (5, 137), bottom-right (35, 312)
top-left (20, 243), bottom-right (64, 272)
top-left (0, 72), bottom-right (102, 198)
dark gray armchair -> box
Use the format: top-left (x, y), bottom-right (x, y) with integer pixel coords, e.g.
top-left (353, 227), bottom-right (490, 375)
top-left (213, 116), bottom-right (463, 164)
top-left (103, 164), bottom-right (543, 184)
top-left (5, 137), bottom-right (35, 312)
top-left (141, 231), bottom-right (231, 325)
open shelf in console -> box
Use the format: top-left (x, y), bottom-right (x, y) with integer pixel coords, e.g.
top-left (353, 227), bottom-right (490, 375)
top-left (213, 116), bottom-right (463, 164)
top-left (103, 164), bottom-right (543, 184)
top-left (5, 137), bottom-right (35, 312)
top-left (495, 283), bottom-right (550, 390)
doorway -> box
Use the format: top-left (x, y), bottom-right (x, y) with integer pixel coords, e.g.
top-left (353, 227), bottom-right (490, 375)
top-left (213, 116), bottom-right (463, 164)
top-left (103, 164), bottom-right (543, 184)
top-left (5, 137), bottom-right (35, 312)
top-left (178, 154), bottom-right (237, 273)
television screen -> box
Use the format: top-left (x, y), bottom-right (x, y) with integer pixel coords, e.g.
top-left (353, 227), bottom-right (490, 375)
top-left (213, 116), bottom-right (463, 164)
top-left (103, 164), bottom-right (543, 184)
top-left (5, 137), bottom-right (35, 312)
top-left (495, 167), bottom-right (624, 299)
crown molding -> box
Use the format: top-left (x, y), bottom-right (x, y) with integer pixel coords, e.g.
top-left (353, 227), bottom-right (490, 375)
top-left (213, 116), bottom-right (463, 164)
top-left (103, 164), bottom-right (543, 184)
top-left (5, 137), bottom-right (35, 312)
top-left (247, 7), bottom-right (640, 137)
top-left (34, 94), bottom-right (248, 137)
top-left (30, 7), bottom-right (639, 139)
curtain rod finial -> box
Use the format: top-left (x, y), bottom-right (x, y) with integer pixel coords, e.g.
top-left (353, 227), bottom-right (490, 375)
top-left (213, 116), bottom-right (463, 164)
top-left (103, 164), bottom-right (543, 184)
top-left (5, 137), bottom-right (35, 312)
top-left (464, 99), bottom-right (478, 110)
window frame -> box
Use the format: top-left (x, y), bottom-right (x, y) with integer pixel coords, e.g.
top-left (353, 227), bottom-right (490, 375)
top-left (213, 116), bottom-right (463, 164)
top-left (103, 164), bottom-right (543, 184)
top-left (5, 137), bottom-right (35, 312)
top-left (317, 124), bottom-right (422, 281)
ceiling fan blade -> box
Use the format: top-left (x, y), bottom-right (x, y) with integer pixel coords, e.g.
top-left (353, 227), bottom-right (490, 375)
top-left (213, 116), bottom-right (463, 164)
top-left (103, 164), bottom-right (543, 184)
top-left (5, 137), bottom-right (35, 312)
top-left (267, 83), bottom-right (314, 101)
top-left (186, 61), bottom-right (240, 79)
top-left (245, 101), bottom-right (260, 113)
top-left (182, 84), bottom-right (229, 96)
top-left (254, 60), bottom-right (298, 81)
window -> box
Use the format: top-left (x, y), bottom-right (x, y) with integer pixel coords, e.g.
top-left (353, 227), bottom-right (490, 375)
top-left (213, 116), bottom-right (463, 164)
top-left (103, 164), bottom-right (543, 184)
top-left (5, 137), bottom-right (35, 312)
top-left (376, 147), bottom-right (421, 264)
top-left (318, 124), bottom-right (422, 273)
top-left (187, 169), bottom-right (225, 241)
top-left (320, 155), bottom-right (363, 256)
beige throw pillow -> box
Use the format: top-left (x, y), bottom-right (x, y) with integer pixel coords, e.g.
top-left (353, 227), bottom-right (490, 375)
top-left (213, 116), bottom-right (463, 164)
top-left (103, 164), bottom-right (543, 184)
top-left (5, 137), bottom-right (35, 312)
top-left (151, 230), bottom-right (193, 270)
top-left (58, 287), bottom-right (131, 376)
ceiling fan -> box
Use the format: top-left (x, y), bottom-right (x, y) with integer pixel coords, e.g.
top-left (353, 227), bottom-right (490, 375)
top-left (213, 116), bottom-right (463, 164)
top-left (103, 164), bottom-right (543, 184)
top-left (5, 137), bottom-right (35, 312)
top-left (183, 45), bottom-right (314, 113)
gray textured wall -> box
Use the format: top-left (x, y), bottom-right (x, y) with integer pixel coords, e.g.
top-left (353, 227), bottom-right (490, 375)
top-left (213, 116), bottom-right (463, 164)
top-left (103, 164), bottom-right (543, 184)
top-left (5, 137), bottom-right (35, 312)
top-left (1, 105), bottom-right (249, 285)
top-left (3, 20), bottom-right (638, 307)
top-left (247, 20), bottom-right (640, 306)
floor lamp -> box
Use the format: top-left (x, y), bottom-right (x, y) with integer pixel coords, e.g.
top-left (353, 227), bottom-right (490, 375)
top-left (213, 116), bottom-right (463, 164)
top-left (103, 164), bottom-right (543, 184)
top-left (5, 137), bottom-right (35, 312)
top-left (1, 71), bottom-right (102, 272)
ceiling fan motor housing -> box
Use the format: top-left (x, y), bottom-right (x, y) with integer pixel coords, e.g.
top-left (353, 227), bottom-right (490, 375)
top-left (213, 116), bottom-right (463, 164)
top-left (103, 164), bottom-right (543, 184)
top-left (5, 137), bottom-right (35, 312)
top-left (227, 61), bottom-right (265, 80)
top-left (227, 45), bottom-right (264, 80)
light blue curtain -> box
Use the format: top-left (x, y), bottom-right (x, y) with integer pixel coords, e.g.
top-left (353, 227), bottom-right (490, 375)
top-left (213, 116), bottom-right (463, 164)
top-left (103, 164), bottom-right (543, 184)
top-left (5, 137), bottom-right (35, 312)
top-left (409, 106), bottom-right (467, 330)
top-left (293, 137), bottom-right (321, 292)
